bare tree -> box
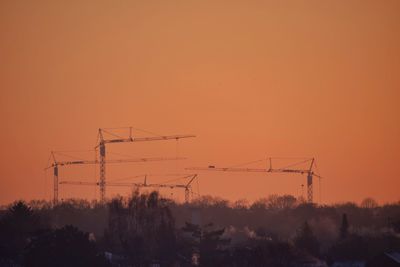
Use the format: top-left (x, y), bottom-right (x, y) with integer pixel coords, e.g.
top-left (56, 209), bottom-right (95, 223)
top-left (104, 191), bottom-right (176, 265)
top-left (361, 197), bottom-right (378, 209)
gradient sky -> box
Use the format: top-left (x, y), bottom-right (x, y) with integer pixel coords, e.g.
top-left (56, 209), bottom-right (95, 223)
top-left (0, 0), bottom-right (399, 205)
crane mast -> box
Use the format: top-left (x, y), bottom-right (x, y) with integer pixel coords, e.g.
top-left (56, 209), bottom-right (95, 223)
top-left (98, 131), bottom-right (106, 205)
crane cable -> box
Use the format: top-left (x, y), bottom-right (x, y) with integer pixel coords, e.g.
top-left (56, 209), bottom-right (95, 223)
top-left (93, 149), bottom-right (97, 200)
top-left (314, 160), bottom-right (322, 204)
top-left (52, 151), bottom-right (93, 161)
top-left (224, 158), bottom-right (313, 170)
top-left (108, 151), bottom-right (142, 159)
top-left (273, 158), bottom-right (313, 171)
top-left (227, 159), bottom-right (265, 168)
top-left (131, 127), bottom-right (164, 138)
top-left (108, 174), bottom-right (147, 182)
top-left (101, 129), bottom-right (125, 139)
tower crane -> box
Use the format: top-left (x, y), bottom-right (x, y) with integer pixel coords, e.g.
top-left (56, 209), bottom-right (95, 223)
top-left (59, 174), bottom-right (198, 203)
top-left (46, 151), bottom-right (187, 205)
top-left (186, 158), bottom-right (321, 203)
top-left (96, 128), bottom-right (196, 204)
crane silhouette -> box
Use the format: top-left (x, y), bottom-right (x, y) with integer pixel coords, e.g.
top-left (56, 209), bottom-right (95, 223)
top-left (46, 151), bottom-right (187, 205)
top-left (186, 158), bottom-right (321, 203)
top-left (96, 127), bottom-right (195, 203)
top-left (59, 174), bottom-right (198, 203)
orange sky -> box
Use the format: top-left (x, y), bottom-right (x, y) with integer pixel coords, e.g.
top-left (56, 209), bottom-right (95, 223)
top-left (0, 0), bottom-right (399, 205)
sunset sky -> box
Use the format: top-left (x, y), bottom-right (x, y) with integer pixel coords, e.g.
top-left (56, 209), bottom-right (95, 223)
top-left (0, 0), bottom-right (399, 205)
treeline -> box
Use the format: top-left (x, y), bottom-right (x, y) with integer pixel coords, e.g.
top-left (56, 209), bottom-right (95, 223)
top-left (0, 193), bottom-right (400, 266)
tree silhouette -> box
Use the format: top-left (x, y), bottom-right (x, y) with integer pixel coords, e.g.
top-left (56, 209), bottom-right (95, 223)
top-left (267, 194), bottom-right (298, 209)
top-left (104, 191), bottom-right (176, 265)
top-left (181, 222), bottom-right (230, 266)
top-left (294, 221), bottom-right (320, 256)
top-left (393, 219), bottom-right (400, 233)
top-left (361, 197), bottom-right (378, 209)
top-left (340, 213), bottom-right (349, 239)
top-left (0, 201), bottom-right (45, 262)
top-left (23, 225), bottom-right (109, 267)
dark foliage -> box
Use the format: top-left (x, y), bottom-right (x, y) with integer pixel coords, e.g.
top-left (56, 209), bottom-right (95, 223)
top-left (1, 194), bottom-right (400, 266)
top-left (23, 225), bottom-right (109, 267)
top-left (104, 191), bottom-right (177, 266)
top-left (0, 201), bottom-right (47, 262)
top-left (294, 221), bottom-right (320, 256)
top-left (340, 213), bottom-right (349, 239)
top-left (328, 233), bottom-right (400, 262)
top-left (181, 222), bottom-right (230, 266)
top-left (230, 239), bottom-right (297, 267)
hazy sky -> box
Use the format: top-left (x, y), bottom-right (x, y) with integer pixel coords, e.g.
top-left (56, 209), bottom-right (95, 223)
top-left (0, 0), bottom-right (399, 205)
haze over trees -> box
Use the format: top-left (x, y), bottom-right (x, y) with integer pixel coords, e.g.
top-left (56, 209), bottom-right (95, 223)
top-left (0, 194), bottom-right (399, 266)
